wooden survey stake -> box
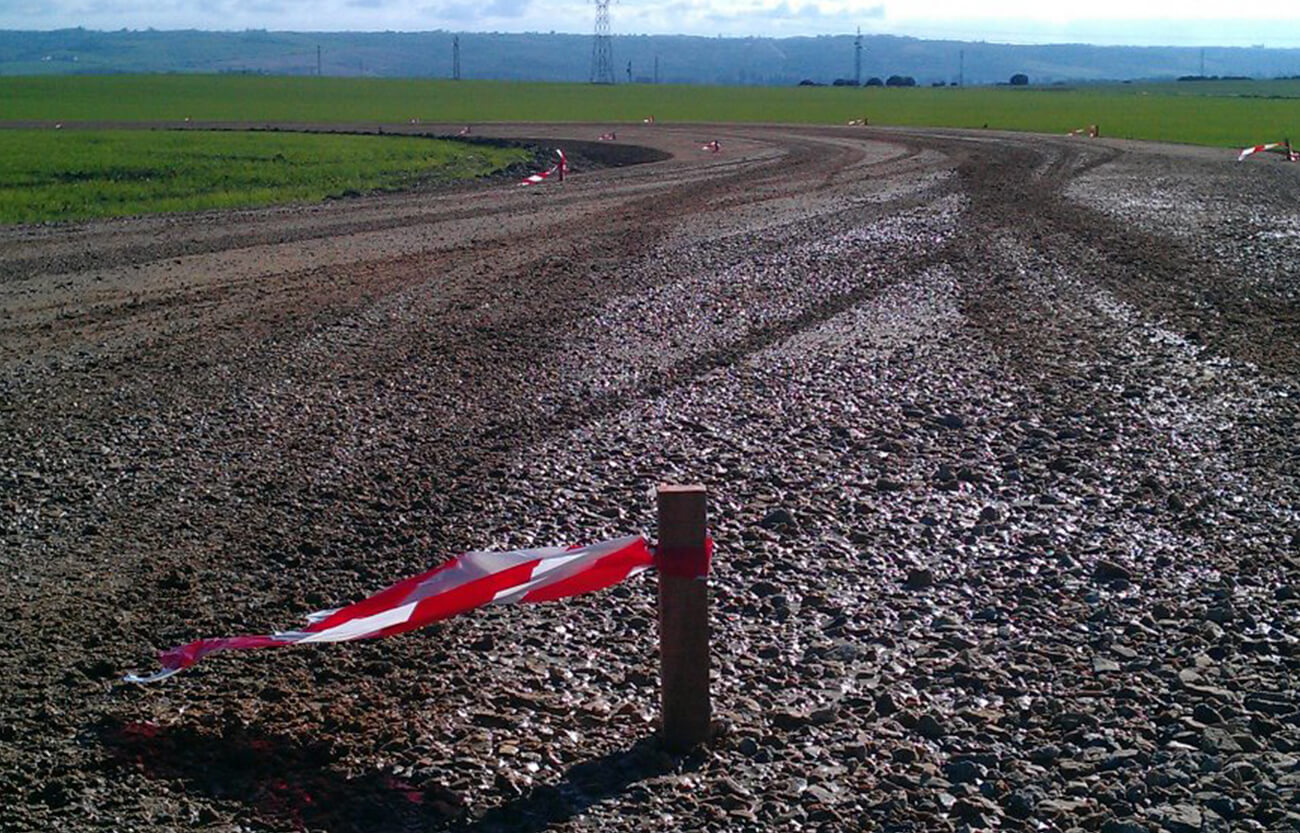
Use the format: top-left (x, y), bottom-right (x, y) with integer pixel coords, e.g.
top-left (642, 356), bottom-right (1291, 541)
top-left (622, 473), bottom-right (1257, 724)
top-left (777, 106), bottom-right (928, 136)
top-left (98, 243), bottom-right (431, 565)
top-left (656, 485), bottom-right (711, 752)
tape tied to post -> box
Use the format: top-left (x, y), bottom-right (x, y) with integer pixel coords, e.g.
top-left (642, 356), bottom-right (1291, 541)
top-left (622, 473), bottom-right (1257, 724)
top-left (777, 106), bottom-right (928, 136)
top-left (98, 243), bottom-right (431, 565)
top-left (653, 536), bottom-right (714, 579)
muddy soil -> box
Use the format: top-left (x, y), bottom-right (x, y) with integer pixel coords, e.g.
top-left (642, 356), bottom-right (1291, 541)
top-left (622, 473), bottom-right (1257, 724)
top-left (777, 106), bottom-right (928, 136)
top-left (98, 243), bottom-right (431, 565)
top-left (1, 123), bottom-right (1297, 833)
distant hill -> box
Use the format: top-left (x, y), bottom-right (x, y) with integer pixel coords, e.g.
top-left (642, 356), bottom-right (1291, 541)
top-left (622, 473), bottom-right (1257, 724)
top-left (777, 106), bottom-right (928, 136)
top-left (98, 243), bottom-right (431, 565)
top-left (4, 28), bottom-right (1300, 86)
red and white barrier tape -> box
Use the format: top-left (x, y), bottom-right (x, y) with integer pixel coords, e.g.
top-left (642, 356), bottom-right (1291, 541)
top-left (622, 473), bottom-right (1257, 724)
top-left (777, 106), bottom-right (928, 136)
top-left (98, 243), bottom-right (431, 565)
top-left (520, 148), bottom-right (569, 186)
top-left (126, 534), bottom-right (712, 682)
top-left (1238, 141), bottom-right (1297, 162)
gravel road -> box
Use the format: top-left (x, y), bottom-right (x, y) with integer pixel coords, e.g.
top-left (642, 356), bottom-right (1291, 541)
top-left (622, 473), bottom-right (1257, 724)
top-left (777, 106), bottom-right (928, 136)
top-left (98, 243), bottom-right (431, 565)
top-left (1, 123), bottom-right (1297, 833)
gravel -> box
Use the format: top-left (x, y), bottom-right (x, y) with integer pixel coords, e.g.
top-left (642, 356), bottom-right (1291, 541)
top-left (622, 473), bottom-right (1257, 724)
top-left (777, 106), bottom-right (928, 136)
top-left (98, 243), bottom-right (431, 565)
top-left (1, 123), bottom-right (1297, 832)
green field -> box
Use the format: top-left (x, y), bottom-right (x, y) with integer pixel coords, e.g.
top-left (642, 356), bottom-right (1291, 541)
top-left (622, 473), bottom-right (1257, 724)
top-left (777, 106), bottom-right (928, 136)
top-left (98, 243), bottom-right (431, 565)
top-left (0, 129), bottom-right (528, 224)
top-left (2, 75), bottom-right (1299, 224)
top-left (3, 75), bottom-right (1300, 147)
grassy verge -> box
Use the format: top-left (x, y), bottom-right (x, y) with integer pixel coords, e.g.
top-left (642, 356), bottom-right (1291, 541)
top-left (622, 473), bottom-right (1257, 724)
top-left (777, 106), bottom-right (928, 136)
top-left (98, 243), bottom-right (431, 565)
top-left (0, 129), bottom-right (529, 224)
top-left (1, 75), bottom-right (1300, 147)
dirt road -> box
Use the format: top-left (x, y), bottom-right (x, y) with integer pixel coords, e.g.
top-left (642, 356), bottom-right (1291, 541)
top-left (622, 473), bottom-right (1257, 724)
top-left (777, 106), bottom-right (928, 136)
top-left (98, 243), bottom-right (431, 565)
top-left (2, 123), bottom-right (1297, 832)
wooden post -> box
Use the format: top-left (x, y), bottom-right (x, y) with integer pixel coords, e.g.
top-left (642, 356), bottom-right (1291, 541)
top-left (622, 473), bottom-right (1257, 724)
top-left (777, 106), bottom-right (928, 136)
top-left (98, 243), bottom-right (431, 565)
top-left (656, 484), bottom-right (711, 752)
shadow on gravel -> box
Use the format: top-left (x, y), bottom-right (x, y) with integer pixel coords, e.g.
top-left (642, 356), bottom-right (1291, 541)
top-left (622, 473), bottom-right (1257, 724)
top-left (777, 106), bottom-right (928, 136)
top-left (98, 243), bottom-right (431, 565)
top-left (452, 734), bottom-right (693, 833)
top-left (99, 718), bottom-right (456, 832)
top-left (99, 718), bottom-right (695, 832)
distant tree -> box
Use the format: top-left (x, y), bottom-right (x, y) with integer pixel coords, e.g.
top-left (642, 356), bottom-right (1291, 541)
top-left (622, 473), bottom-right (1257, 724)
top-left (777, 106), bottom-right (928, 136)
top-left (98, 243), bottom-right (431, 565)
top-left (885, 75), bottom-right (916, 87)
top-left (1010, 73), bottom-right (1029, 86)
top-left (832, 78), bottom-right (860, 87)
top-left (931, 80), bottom-right (946, 87)
top-left (798, 79), bottom-right (822, 86)
top-left (865, 76), bottom-right (883, 87)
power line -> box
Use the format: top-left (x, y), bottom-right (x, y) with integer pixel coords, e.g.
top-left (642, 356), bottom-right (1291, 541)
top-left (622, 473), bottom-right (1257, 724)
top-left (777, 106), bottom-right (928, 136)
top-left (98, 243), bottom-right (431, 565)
top-left (591, 0), bottom-right (615, 84)
top-left (854, 26), bottom-right (862, 85)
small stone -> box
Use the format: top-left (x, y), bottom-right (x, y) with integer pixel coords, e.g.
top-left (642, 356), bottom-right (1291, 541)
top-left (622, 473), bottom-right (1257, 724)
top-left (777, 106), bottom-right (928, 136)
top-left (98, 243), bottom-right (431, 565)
top-left (1199, 793), bottom-right (1238, 819)
top-left (759, 508), bottom-right (796, 531)
top-left (944, 760), bottom-right (984, 784)
top-left (875, 692), bottom-right (899, 715)
top-left (1244, 692), bottom-right (1295, 716)
top-left (1205, 605), bottom-right (1234, 624)
top-left (891, 746), bottom-right (917, 764)
top-left (905, 568), bottom-right (934, 590)
top-left (1039, 798), bottom-right (1092, 815)
top-left (841, 743), bottom-right (868, 761)
top-left (1093, 656), bottom-right (1122, 673)
top-left (1201, 726), bottom-right (1242, 754)
top-left (771, 709), bottom-right (808, 729)
top-left (1005, 790), bottom-right (1037, 819)
top-left (915, 713), bottom-right (945, 739)
top-left (1061, 762), bottom-right (1099, 784)
top-left (1100, 749), bottom-right (1143, 771)
top-left (1029, 744), bottom-right (1062, 765)
top-left (1151, 803), bottom-right (1202, 833)
top-left (1232, 733), bottom-right (1262, 753)
top-left (718, 777), bottom-right (753, 799)
top-left (1094, 559), bottom-right (1131, 582)
top-left (1192, 704), bottom-right (1222, 725)
top-left (953, 796), bottom-right (997, 822)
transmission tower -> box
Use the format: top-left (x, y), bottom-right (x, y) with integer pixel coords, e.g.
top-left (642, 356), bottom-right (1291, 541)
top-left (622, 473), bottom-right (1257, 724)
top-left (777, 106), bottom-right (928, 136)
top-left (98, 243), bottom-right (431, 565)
top-left (452, 35), bottom-right (461, 80)
top-left (590, 0), bottom-right (615, 84)
top-left (854, 27), bottom-right (862, 86)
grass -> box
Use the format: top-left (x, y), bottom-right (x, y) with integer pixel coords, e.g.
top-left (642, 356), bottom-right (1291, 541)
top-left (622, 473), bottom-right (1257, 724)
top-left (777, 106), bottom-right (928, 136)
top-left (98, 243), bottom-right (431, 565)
top-left (2, 75), bottom-right (1298, 223)
top-left (2, 75), bottom-right (1300, 147)
top-left (0, 129), bottom-right (529, 224)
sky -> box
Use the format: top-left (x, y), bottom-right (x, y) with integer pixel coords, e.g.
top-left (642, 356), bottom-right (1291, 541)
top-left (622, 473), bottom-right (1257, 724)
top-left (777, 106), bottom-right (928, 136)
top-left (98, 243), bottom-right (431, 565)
top-left (5, 0), bottom-right (1300, 48)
